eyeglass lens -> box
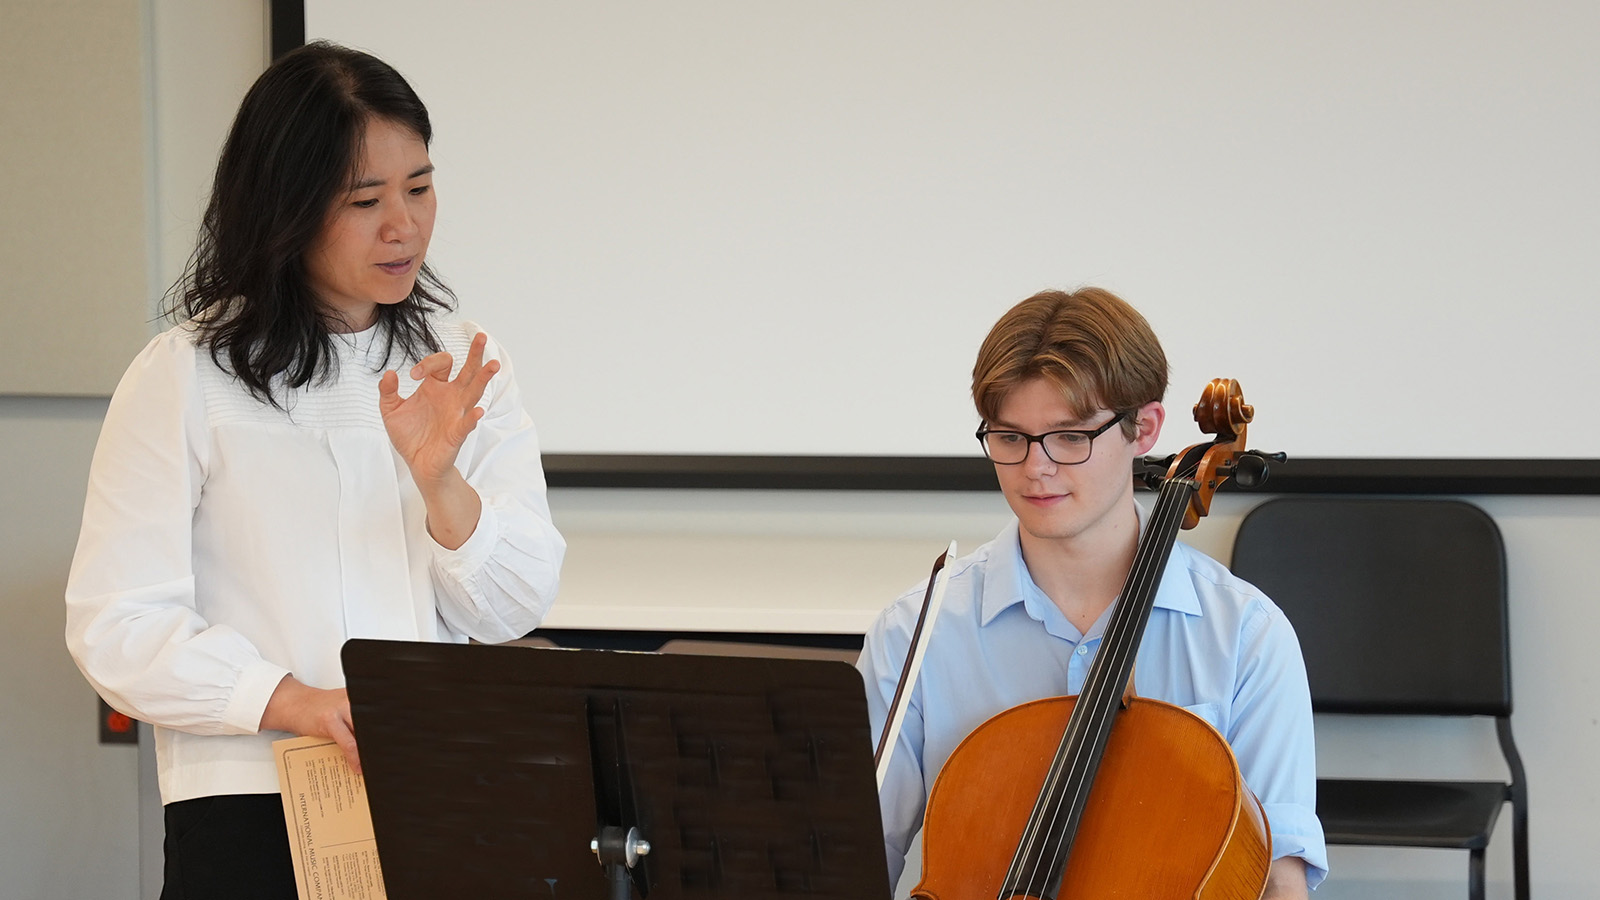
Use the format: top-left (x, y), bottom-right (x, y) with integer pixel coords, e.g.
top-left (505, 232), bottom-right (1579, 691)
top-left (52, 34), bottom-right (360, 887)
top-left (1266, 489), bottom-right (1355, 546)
top-left (982, 431), bottom-right (1095, 465)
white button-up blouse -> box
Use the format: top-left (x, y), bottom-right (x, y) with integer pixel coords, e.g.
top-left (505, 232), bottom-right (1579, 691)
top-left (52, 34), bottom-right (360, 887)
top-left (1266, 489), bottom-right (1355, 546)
top-left (65, 320), bottom-right (566, 804)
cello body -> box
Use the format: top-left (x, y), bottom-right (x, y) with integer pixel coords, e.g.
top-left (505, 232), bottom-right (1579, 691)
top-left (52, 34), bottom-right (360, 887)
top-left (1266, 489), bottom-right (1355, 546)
top-left (914, 695), bottom-right (1270, 900)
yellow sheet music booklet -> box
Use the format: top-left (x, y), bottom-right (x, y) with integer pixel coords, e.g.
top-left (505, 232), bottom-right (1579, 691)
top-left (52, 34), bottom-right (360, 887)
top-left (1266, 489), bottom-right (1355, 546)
top-left (273, 735), bottom-right (388, 900)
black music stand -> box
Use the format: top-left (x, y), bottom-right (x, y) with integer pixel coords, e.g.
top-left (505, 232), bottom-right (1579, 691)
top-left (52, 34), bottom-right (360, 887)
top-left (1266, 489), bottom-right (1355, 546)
top-left (341, 639), bottom-right (891, 900)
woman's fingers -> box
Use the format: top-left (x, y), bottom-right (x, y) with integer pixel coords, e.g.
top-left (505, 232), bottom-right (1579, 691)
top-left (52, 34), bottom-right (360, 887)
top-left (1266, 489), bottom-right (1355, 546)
top-left (453, 334), bottom-right (497, 403)
top-left (460, 358), bottom-right (500, 409)
top-left (385, 335), bottom-right (499, 455)
top-left (409, 351), bottom-right (455, 381)
top-left (328, 712), bottom-right (362, 775)
top-left (456, 332), bottom-right (488, 383)
top-left (377, 370), bottom-right (402, 414)
top-left (441, 336), bottom-right (498, 414)
top-left (317, 691), bottom-right (361, 775)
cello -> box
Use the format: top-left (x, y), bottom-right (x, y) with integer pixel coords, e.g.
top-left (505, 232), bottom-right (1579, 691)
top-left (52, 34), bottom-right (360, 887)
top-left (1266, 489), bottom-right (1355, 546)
top-left (907, 379), bottom-right (1283, 900)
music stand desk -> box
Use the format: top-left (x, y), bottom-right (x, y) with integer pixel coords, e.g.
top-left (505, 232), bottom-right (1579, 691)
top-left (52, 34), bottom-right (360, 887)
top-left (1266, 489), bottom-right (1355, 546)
top-left (342, 639), bottom-right (891, 899)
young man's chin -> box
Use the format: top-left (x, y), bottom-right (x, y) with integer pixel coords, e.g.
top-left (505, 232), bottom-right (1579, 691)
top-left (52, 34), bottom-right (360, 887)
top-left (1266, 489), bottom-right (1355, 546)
top-left (1016, 511), bottom-right (1086, 545)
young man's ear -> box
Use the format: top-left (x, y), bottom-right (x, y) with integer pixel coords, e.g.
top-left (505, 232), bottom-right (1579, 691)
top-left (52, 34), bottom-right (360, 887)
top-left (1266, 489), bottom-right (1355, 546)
top-left (1133, 401), bottom-right (1165, 455)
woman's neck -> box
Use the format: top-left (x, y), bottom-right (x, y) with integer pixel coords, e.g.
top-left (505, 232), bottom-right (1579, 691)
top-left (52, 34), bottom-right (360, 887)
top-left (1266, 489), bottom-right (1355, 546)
top-left (322, 302), bottom-right (379, 333)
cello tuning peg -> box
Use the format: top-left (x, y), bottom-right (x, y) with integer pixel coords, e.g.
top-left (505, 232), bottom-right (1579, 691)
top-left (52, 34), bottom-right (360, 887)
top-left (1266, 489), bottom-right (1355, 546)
top-left (1135, 455), bottom-right (1172, 490)
top-left (1232, 454), bottom-right (1269, 489)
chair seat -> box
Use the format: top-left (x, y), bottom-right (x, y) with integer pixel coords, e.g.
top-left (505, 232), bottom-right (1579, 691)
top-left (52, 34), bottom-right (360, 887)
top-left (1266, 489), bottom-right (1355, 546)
top-left (1317, 778), bottom-right (1509, 850)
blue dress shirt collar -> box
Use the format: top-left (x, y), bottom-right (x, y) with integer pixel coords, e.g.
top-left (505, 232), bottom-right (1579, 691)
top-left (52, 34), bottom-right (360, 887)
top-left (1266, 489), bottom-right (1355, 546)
top-left (978, 504), bottom-right (1206, 637)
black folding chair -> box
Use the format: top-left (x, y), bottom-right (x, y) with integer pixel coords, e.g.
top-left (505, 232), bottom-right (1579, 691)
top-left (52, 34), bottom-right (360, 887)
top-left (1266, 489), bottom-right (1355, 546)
top-left (1230, 497), bottom-right (1529, 900)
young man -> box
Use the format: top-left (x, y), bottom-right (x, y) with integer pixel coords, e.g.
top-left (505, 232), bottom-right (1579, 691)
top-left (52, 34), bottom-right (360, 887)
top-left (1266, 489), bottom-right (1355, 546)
top-left (858, 288), bottom-right (1325, 898)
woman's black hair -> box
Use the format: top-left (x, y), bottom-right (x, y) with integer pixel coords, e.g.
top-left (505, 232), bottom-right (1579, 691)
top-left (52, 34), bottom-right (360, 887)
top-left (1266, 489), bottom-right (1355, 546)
top-left (166, 41), bottom-right (453, 405)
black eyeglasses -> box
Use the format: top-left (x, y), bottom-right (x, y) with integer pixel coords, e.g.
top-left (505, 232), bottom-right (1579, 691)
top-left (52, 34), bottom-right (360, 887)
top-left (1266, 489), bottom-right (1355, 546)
top-left (975, 413), bottom-right (1127, 465)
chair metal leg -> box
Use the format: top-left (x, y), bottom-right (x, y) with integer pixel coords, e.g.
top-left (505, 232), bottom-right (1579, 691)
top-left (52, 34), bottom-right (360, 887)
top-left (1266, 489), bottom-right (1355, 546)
top-left (1497, 717), bottom-right (1531, 900)
top-left (1469, 847), bottom-right (1486, 900)
top-left (1510, 792), bottom-right (1530, 900)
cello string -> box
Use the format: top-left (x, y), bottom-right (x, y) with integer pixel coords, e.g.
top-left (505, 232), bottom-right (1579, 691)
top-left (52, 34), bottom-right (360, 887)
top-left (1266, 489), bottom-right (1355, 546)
top-left (1012, 478), bottom-right (1181, 893)
top-left (1034, 476), bottom-right (1188, 888)
top-left (1009, 474), bottom-right (1189, 891)
top-left (1002, 477), bottom-right (1187, 888)
top-left (1008, 473), bottom-right (1190, 893)
top-left (1017, 457), bottom-right (1199, 893)
top-left (1032, 474), bottom-right (1191, 890)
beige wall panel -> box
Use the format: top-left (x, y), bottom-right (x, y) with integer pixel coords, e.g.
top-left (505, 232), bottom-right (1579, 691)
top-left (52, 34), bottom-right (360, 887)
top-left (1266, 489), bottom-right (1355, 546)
top-left (0, 0), bottom-right (152, 395)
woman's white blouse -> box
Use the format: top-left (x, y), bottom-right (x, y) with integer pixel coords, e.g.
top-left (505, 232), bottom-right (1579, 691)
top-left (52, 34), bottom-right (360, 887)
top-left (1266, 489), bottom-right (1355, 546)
top-left (65, 321), bottom-right (566, 803)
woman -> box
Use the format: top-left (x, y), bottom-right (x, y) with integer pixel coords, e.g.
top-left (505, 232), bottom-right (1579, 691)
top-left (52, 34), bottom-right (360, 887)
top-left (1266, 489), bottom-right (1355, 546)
top-left (64, 42), bottom-right (565, 898)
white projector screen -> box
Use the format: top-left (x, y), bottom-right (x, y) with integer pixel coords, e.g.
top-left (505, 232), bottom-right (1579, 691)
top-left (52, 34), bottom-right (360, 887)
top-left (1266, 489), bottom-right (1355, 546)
top-left (305, 1), bottom-right (1599, 460)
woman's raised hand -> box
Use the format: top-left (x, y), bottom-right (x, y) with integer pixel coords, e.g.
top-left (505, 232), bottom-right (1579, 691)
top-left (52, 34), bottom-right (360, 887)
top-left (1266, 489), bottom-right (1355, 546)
top-left (378, 332), bottom-right (499, 486)
top-left (378, 332), bottom-right (495, 549)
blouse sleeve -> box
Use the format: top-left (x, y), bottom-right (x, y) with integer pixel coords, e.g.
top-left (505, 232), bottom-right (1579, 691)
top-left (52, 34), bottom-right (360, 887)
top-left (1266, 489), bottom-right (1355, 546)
top-left (64, 332), bottom-right (290, 735)
top-left (427, 329), bottom-right (566, 643)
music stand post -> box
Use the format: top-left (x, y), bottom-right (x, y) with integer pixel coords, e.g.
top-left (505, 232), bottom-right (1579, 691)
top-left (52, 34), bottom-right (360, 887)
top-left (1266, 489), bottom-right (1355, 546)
top-left (342, 639), bottom-right (891, 899)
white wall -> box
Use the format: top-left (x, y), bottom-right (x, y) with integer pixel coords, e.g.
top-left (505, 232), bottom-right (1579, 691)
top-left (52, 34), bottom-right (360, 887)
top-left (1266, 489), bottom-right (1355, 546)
top-left (0, 2), bottom-right (267, 899)
top-left (0, 396), bottom-right (130, 899)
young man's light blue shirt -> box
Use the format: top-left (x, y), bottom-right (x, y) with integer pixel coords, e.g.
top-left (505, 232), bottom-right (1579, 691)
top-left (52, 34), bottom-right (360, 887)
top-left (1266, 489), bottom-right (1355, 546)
top-left (858, 516), bottom-right (1328, 891)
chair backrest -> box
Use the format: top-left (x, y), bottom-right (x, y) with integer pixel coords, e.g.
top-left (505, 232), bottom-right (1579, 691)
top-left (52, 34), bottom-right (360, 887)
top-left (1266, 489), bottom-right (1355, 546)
top-left (1230, 497), bottom-right (1511, 717)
